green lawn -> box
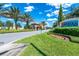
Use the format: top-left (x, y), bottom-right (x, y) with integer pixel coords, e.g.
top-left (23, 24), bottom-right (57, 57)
top-left (16, 33), bottom-right (79, 56)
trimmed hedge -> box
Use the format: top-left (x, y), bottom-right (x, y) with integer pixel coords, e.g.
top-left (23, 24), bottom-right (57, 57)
top-left (52, 27), bottom-right (79, 37)
top-left (0, 29), bottom-right (32, 34)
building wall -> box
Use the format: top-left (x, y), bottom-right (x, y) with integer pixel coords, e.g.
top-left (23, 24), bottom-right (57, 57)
top-left (60, 18), bottom-right (79, 27)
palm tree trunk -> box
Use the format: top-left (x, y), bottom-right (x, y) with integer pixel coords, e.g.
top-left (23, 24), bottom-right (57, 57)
top-left (15, 20), bottom-right (18, 30)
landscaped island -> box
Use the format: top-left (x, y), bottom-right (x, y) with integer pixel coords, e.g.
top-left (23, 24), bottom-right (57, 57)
top-left (16, 33), bottom-right (79, 56)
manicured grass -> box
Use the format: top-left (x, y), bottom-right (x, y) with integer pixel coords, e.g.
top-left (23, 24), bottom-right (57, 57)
top-left (16, 33), bottom-right (79, 56)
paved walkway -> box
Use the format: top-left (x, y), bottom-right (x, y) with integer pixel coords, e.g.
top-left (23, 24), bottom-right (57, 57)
top-left (0, 43), bottom-right (29, 56)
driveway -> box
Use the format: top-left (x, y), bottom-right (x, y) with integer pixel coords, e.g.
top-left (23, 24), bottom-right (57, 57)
top-left (0, 30), bottom-right (48, 44)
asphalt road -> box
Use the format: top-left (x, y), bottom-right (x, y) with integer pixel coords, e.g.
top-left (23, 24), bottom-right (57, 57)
top-left (0, 30), bottom-right (48, 44)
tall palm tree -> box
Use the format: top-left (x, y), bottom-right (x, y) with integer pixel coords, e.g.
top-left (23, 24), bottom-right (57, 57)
top-left (0, 6), bottom-right (20, 30)
top-left (8, 7), bottom-right (20, 30)
top-left (0, 3), bottom-right (5, 9)
top-left (21, 13), bottom-right (33, 29)
top-left (0, 4), bottom-right (6, 16)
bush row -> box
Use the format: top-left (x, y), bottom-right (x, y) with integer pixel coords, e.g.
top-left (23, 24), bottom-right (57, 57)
top-left (0, 29), bottom-right (32, 34)
top-left (52, 27), bottom-right (79, 37)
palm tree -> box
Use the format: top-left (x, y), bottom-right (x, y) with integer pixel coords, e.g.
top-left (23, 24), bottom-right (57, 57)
top-left (0, 4), bottom-right (6, 16)
top-left (0, 6), bottom-right (20, 30)
top-left (6, 20), bottom-right (13, 30)
top-left (8, 7), bottom-right (20, 30)
top-left (0, 3), bottom-right (5, 9)
top-left (21, 13), bottom-right (33, 29)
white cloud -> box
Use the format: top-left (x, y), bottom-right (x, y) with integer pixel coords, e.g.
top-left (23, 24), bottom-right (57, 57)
top-left (46, 13), bottom-right (52, 17)
top-left (52, 10), bottom-right (59, 15)
top-left (46, 3), bottom-right (74, 9)
top-left (46, 10), bottom-right (59, 17)
top-left (47, 18), bottom-right (57, 21)
top-left (8, 19), bottom-right (12, 21)
top-left (3, 3), bottom-right (12, 8)
top-left (46, 9), bottom-right (68, 17)
top-left (46, 18), bottom-right (58, 27)
top-left (52, 9), bottom-right (68, 15)
top-left (63, 9), bottom-right (68, 12)
top-left (63, 3), bottom-right (73, 8)
top-left (45, 8), bottom-right (52, 12)
top-left (24, 6), bottom-right (34, 12)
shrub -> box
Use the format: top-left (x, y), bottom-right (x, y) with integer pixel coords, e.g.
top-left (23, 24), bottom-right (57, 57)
top-left (52, 27), bottom-right (79, 37)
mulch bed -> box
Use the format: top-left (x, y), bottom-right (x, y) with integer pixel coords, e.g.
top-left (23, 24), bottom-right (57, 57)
top-left (50, 33), bottom-right (71, 41)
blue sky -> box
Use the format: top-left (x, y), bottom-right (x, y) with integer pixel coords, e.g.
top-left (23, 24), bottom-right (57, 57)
top-left (0, 3), bottom-right (79, 27)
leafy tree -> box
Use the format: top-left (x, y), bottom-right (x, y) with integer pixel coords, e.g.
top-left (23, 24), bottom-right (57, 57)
top-left (6, 20), bottom-right (13, 30)
top-left (17, 23), bottom-right (22, 28)
top-left (65, 5), bottom-right (79, 19)
top-left (41, 21), bottom-right (46, 26)
top-left (58, 4), bottom-right (64, 25)
top-left (41, 21), bottom-right (47, 29)
top-left (53, 21), bottom-right (58, 28)
top-left (0, 20), bottom-right (3, 29)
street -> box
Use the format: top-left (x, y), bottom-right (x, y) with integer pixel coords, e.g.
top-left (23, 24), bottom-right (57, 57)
top-left (0, 30), bottom-right (48, 44)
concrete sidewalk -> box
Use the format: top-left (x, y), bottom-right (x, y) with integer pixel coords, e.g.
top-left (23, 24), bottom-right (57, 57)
top-left (0, 43), bottom-right (29, 56)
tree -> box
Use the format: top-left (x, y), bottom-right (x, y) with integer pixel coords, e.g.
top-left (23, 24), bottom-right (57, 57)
top-left (58, 4), bottom-right (64, 25)
top-left (9, 7), bottom-right (20, 30)
top-left (0, 20), bottom-right (3, 30)
top-left (53, 21), bottom-right (58, 28)
top-left (72, 7), bottom-right (79, 17)
top-left (17, 23), bottom-right (22, 28)
top-left (6, 20), bottom-right (13, 30)
top-left (0, 6), bottom-right (20, 30)
top-left (0, 4), bottom-right (5, 9)
top-left (41, 21), bottom-right (47, 29)
top-left (65, 6), bottom-right (79, 19)
top-left (0, 4), bottom-right (6, 15)
top-left (21, 13), bottom-right (33, 29)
